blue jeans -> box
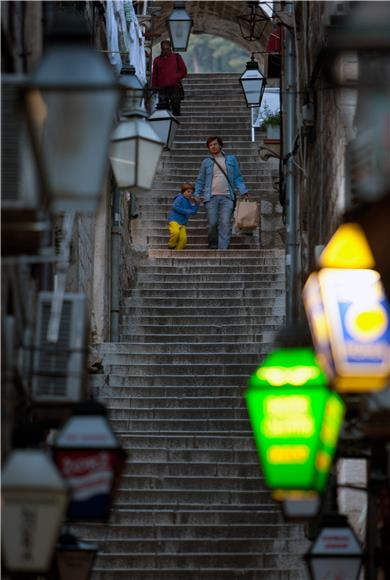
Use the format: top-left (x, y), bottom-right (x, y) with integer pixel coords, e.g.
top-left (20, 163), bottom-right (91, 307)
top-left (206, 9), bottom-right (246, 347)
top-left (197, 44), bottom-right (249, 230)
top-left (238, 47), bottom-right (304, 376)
top-left (205, 195), bottom-right (234, 249)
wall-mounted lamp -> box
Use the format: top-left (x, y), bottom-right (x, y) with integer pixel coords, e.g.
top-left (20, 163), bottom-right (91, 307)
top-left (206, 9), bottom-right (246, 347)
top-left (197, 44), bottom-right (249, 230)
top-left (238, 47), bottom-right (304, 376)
top-left (167, 1), bottom-right (193, 52)
top-left (239, 53), bottom-right (266, 108)
top-left (238, 1), bottom-right (270, 42)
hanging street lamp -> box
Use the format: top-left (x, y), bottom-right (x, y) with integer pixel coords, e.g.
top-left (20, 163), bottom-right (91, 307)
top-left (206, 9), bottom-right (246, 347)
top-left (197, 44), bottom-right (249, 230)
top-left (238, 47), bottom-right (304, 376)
top-left (148, 103), bottom-right (180, 150)
top-left (305, 512), bottom-right (364, 580)
top-left (51, 400), bottom-right (127, 522)
top-left (239, 53), bottom-right (267, 108)
top-left (166, 1), bottom-right (193, 52)
top-left (24, 10), bottom-right (120, 213)
top-left (246, 345), bottom-right (345, 494)
top-left (109, 68), bottom-right (164, 194)
top-left (237, 1), bottom-right (270, 42)
top-left (303, 222), bottom-right (390, 393)
top-left (1, 448), bottom-right (69, 574)
top-left (54, 532), bottom-right (98, 580)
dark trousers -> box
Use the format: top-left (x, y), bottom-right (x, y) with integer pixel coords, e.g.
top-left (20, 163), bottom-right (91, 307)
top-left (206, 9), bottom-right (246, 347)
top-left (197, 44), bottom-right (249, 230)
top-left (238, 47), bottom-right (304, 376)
top-left (158, 86), bottom-right (181, 116)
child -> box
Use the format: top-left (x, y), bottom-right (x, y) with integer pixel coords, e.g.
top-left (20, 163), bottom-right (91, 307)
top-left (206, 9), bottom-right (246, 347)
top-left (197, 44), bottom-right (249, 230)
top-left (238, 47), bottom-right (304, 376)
top-left (167, 183), bottom-right (200, 250)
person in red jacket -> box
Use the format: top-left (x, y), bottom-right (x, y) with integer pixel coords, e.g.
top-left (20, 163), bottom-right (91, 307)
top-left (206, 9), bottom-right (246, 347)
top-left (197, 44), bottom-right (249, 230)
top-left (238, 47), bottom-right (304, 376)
top-left (151, 39), bottom-right (187, 116)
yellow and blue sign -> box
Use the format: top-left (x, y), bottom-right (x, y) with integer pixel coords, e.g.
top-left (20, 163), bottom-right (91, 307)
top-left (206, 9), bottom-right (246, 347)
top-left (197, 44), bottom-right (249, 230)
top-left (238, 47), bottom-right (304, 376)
top-left (304, 268), bottom-right (390, 392)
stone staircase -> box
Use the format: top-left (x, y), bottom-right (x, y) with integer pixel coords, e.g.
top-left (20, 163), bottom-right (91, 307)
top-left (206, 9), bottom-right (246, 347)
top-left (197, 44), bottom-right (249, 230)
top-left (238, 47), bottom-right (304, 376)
top-left (81, 74), bottom-right (309, 579)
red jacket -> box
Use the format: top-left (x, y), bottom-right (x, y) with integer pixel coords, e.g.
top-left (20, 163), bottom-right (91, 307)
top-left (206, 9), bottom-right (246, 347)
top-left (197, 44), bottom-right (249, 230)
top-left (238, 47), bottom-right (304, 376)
top-left (151, 52), bottom-right (187, 89)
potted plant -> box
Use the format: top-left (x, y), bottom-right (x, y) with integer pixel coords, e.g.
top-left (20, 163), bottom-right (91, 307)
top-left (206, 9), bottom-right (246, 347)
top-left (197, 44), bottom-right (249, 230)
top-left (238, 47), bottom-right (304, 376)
top-left (259, 106), bottom-right (281, 140)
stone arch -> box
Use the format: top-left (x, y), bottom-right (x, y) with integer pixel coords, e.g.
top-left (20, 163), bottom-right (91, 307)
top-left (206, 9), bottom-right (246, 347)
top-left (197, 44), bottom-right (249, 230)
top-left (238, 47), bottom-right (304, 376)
top-left (149, 1), bottom-right (271, 64)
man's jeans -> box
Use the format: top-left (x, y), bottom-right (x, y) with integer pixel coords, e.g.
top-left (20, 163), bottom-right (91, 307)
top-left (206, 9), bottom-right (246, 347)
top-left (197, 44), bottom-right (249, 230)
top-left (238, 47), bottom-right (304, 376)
top-left (205, 195), bottom-right (234, 249)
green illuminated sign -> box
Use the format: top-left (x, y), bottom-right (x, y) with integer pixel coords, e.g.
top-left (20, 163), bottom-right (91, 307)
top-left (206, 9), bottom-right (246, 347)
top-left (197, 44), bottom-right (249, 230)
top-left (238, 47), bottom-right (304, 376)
top-left (246, 347), bottom-right (345, 492)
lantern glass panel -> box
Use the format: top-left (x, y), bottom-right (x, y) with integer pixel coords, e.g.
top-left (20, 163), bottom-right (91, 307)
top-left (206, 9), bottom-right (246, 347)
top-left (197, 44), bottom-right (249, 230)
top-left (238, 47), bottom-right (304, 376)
top-left (138, 137), bottom-right (165, 191)
top-left (310, 558), bottom-right (362, 580)
top-left (167, 7), bottom-right (192, 51)
top-left (26, 46), bottom-right (119, 213)
top-left (3, 492), bottom-right (67, 572)
top-left (109, 134), bottom-right (136, 190)
top-left (240, 73), bottom-right (265, 107)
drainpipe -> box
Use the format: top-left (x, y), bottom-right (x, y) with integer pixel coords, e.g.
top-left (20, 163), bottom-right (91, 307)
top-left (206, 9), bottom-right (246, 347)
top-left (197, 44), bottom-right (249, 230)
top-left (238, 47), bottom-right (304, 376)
top-left (110, 187), bottom-right (121, 342)
top-left (283, 2), bottom-right (299, 323)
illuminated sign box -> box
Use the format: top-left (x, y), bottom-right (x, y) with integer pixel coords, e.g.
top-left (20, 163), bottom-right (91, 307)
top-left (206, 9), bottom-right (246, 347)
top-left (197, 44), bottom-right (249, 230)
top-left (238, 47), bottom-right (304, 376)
top-left (303, 268), bottom-right (390, 392)
top-left (246, 348), bottom-right (344, 492)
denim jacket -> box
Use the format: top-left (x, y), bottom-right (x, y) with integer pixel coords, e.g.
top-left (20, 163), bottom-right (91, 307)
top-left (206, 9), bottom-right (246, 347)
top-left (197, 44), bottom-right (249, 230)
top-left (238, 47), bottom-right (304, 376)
top-left (194, 151), bottom-right (248, 203)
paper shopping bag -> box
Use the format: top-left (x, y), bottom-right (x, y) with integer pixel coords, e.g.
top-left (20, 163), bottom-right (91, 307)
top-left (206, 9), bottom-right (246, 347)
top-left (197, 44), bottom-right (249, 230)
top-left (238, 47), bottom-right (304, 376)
top-left (234, 199), bottom-right (260, 231)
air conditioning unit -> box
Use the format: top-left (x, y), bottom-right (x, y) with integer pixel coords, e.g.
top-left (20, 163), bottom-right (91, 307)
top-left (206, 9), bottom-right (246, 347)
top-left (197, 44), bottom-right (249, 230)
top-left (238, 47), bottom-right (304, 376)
top-left (1, 75), bottom-right (49, 255)
top-left (31, 292), bottom-right (88, 404)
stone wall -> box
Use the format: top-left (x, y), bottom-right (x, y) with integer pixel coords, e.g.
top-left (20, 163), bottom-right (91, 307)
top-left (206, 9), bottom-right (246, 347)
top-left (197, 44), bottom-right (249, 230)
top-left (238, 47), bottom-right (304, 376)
top-left (294, 1), bottom-right (350, 278)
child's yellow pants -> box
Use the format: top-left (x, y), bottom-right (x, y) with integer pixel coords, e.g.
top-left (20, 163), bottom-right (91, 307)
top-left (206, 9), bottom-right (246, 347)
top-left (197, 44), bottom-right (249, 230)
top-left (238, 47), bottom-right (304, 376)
top-left (168, 221), bottom-right (187, 250)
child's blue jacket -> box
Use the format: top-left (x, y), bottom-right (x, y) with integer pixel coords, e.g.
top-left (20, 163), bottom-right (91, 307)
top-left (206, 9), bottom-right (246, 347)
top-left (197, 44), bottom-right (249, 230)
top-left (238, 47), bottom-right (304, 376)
top-left (167, 194), bottom-right (199, 225)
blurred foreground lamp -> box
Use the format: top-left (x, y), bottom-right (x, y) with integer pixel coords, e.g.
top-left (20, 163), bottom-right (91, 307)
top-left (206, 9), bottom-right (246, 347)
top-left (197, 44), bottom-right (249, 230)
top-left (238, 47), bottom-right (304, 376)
top-left (239, 54), bottom-right (267, 108)
top-left (2, 449), bottom-right (68, 574)
top-left (303, 222), bottom-right (390, 393)
top-left (52, 400), bottom-right (127, 521)
top-left (55, 532), bottom-right (98, 580)
top-left (25, 10), bottom-right (119, 213)
top-left (148, 104), bottom-right (180, 150)
top-left (272, 489), bottom-right (321, 521)
top-left (246, 346), bottom-right (345, 493)
top-left (109, 71), bottom-right (164, 193)
top-left (305, 513), bottom-right (364, 580)
top-left (167, 1), bottom-right (193, 52)
top-left (238, 1), bottom-right (269, 42)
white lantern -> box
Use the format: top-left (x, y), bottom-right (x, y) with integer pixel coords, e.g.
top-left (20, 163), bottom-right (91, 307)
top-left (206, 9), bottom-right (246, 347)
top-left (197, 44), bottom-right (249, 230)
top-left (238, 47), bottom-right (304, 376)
top-left (167, 1), bottom-right (193, 52)
top-left (148, 105), bottom-right (180, 150)
top-left (109, 76), bottom-right (164, 193)
top-left (52, 400), bottom-right (126, 522)
top-left (1, 449), bottom-right (68, 574)
top-left (25, 11), bottom-right (120, 213)
top-left (305, 513), bottom-right (364, 580)
top-left (239, 54), bottom-right (267, 108)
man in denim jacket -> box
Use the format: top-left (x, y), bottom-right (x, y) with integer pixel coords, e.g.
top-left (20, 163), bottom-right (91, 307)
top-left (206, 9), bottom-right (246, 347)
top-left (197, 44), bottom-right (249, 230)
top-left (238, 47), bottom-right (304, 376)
top-left (194, 136), bottom-right (249, 250)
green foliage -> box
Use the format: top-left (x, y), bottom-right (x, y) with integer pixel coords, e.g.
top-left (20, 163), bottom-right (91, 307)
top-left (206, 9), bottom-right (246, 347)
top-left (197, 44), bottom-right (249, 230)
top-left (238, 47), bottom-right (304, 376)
top-left (259, 105), bottom-right (281, 128)
top-left (153, 34), bottom-right (249, 73)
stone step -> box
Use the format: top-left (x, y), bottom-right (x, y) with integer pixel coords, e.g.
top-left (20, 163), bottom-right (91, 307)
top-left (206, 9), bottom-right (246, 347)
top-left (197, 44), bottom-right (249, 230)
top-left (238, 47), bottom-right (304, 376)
top-left (103, 352), bottom-right (262, 365)
top-left (147, 249), bottom-right (284, 257)
top-left (92, 568), bottom-right (303, 580)
top-left (103, 396), bottom-right (247, 408)
top-left (123, 297), bottom-right (283, 308)
top-left (97, 341), bottom-right (272, 354)
top-left (105, 363), bottom-right (258, 376)
top-left (126, 289), bottom-right (284, 299)
top-left (109, 417), bottom-right (251, 432)
top-left (119, 325), bottom-right (280, 337)
top-left (120, 316), bottom-right (284, 328)
top-left (135, 273), bottom-right (285, 283)
top-left (136, 264), bottom-right (283, 274)
top-left (119, 461), bottom-right (259, 477)
top-left (114, 474), bottom-right (263, 491)
top-left (86, 537), bottom-right (307, 555)
top-left (93, 383), bottom-right (250, 396)
top-left (116, 332), bottom-right (276, 343)
top-left (112, 489), bottom-right (273, 507)
top-left (94, 552), bottom-right (301, 570)
top-left (75, 522), bottom-right (302, 540)
top-left (105, 508), bottom-right (285, 526)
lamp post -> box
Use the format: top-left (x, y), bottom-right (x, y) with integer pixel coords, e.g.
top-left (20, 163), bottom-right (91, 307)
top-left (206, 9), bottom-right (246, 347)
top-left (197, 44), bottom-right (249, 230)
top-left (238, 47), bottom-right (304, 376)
top-left (24, 10), bottom-right (120, 213)
top-left (246, 343), bottom-right (345, 494)
top-left (237, 0), bottom-right (270, 42)
top-left (239, 53), bottom-right (267, 108)
top-left (303, 222), bottom-right (390, 393)
top-left (109, 70), bottom-right (164, 193)
top-left (148, 103), bottom-right (180, 150)
top-left (51, 400), bottom-right (127, 522)
top-left (54, 532), bottom-right (98, 580)
top-left (1, 448), bottom-right (69, 574)
top-left (305, 513), bottom-right (364, 580)
top-left (166, 1), bottom-right (193, 52)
